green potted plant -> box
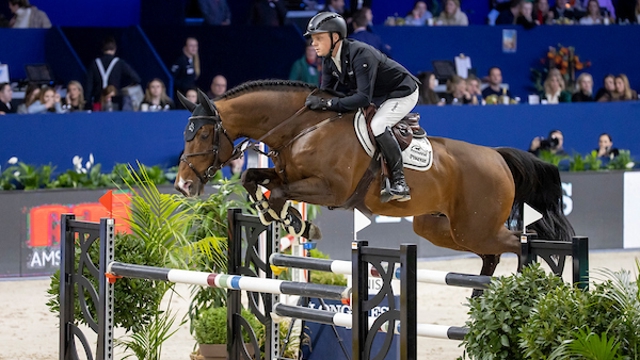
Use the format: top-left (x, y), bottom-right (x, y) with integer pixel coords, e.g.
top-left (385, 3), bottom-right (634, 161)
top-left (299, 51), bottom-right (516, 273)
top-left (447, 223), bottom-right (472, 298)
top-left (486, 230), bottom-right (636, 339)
top-left (192, 306), bottom-right (264, 360)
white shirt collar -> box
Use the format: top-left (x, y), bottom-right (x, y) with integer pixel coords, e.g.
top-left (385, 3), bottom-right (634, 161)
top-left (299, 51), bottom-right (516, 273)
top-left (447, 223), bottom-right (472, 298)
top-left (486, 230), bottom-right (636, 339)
top-left (331, 41), bottom-right (343, 73)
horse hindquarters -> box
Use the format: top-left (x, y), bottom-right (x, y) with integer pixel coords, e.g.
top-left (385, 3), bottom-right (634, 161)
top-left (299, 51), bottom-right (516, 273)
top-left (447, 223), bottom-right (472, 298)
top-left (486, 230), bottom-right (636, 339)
top-left (496, 147), bottom-right (575, 241)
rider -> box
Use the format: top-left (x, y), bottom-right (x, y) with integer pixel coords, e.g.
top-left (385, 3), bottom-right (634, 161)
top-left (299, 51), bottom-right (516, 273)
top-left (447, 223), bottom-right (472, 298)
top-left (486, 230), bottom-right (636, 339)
top-left (303, 12), bottom-right (419, 202)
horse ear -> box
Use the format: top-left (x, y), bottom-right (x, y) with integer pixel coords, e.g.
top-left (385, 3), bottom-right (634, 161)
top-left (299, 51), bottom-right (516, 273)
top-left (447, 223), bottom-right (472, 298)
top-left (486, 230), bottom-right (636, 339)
top-left (176, 91), bottom-right (197, 113)
top-left (197, 88), bottom-right (218, 117)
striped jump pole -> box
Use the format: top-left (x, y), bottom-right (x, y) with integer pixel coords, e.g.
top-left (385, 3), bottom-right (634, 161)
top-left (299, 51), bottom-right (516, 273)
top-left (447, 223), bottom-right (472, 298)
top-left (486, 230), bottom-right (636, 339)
top-left (270, 253), bottom-right (492, 290)
top-left (273, 303), bottom-right (468, 341)
top-left (107, 261), bottom-right (351, 301)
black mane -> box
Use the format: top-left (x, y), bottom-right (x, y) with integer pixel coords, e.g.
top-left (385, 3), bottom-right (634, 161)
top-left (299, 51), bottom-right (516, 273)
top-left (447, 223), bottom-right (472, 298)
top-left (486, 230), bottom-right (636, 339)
top-left (221, 79), bottom-right (318, 99)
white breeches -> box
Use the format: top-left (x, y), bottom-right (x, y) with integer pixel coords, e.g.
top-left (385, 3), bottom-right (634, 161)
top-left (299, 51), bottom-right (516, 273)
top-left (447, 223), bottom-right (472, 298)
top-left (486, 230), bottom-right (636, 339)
top-left (370, 87), bottom-right (419, 136)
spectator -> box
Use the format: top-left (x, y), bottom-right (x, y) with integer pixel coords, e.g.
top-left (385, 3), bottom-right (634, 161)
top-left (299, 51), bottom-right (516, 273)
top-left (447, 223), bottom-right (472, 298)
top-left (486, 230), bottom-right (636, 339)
top-left (185, 88), bottom-right (199, 104)
top-left (99, 85), bottom-right (118, 112)
top-left (552, 0), bottom-right (578, 23)
top-left (207, 75), bottom-right (227, 99)
top-left (466, 75), bottom-right (484, 105)
top-left (416, 71), bottom-right (444, 105)
top-left (0, 82), bottom-right (16, 114)
top-left (8, 0), bottom-right (50, 28)
top-left (579, 0), bottom-right (605, 24)
top-left (349, 9), bottom-right (392, 57)
top-left (529, 129), bottom-right (568, 157)
top-left (405, 1), bottom-right (433, 25)
top-left (516, 0), bottom-right (537, 28)
top-left (171, 37), bottom-right (200, 97)
top-left (249, 0), bottom-right (288, 26)
top-left (198, 0), bottom-right (231, 25)
top-left (289, 41), bottom-right (320, 86)
top-left (595, 74), bottom-right (616, 101)
top-left (534, 0), bottom-right (554, 24)
top-left (614, 74), bottom-right (638, 101)
top-left (542, 69), bottom-right (572, 104)
top-left (85, 36), bottom-right (141, 108)
top-left (61, 81), bottom-right (87, 112)
top-left (482, 67), bottom-right (512, 100)
top-left (496, 0), bottom-right (523, 25)
top-left (322, 0), bottom-right (347, 16)
top-left (27, 86), bottom-right (64, 114)
top-left (16, 83), bottom-right (40, 114)
top-left (596, 133), bottom-right (619, 159)
top-left (442, 75), bottom-right (472, 105)
top-left (140, 78), bottom-right (175, 111)
top-left (580, 0), bottom-right (616, 20)
top-left (436, 0), bottom-right (469, 25)
top-left (572, 73), bottom-right (595, 102)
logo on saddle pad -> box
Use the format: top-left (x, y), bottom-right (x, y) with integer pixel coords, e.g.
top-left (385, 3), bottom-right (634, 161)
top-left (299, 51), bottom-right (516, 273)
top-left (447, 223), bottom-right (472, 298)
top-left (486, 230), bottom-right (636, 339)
top-left (354, 110), bottom-right (433, 171)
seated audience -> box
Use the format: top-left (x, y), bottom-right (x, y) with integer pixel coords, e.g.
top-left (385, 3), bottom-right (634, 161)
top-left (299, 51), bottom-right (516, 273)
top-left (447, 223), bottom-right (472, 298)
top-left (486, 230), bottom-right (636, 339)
top-left (289, 41), bottom-right (320, 86)
top-left (496, 0), bottom-right (522, 25)
top-left (466, 75), bottom-right (484, 105)
top-left (0, 82), bottom-right (16, 114)
top-left (349, 9), bottom-right (392, 57)
top-left (614, 74), bottom-right (638, 101)
top-left (541, 69), bottom-right (571, 104)
top-left (207, 75), bottom-right (227, 99)
top-left (529, 129), bottom-right (568, 157)
top-left (140, 78), bottom-right (175, 111)
top-left (416, 71), bottom-right (443, 105)
top-left (442, 75), bottom-right (473, 105)
top-left (322, 0), bottom-right (348, 17)
top-left (27, 86), bottom-right (64, 114)
top-left (8, 0), bottom-right (51, 28)
top-left (582, 0), bottom-right (616, 20)
top-left (17, 83), bottom-right (40, 114)
top-left (198, 0), bottom-right (231, 25)
top-left (436, 0), bottom-right (469, 25)
top-left (579, 0), bottom-right (605, 24)
top-left (551, 0), bottom-right (578, 23)
top-left (185, 88), bottom-right (199, 104)
top-left (595, 74), bottom-right (617, 102)
top-left (534, 0), bottom-right (554, 24)
top-left (516, 0), bottom-right (537, 28)
top-left (482, 67), bottom-right (512, 100)
top-left (405, 1), bottom-right (433, 25)
top-left (61, 81), bottom-right (87, 112)
top-left (249, 0), bottom-right (288, 26)
top-left (99, 85), bottom-right (118, 112)
top-left (595, 133), bottom-right (619, 159)
top-left (572, 73), bottom-right (594, 102)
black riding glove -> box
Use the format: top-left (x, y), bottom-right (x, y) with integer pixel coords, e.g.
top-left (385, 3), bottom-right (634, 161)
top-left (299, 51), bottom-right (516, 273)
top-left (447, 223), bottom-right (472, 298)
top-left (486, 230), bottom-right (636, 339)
top-left (305, 95), bottom-right (332, 111)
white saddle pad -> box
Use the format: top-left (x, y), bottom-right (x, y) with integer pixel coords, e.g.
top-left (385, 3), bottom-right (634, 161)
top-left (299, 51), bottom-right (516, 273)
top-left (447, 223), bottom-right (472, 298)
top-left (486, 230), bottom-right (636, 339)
top-left (354, 109), bottom-right (433, 171)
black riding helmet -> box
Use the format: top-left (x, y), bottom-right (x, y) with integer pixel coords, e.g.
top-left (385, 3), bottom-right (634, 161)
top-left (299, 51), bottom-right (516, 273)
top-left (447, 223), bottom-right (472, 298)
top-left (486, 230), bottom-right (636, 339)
top-left (304, 12), bottom-right (347, 56)
top-left (304, 12), bottom-right (348, 38)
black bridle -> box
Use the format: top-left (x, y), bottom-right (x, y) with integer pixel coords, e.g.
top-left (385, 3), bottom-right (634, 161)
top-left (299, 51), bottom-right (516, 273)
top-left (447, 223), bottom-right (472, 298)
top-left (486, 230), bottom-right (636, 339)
top-left (179, 115), bottom-right (247, 184)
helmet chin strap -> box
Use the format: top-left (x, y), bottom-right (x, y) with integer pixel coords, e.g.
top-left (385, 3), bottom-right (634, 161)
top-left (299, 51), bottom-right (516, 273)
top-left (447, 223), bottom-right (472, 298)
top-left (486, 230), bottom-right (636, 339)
top-left (328, 33), bottom-right (342, 57)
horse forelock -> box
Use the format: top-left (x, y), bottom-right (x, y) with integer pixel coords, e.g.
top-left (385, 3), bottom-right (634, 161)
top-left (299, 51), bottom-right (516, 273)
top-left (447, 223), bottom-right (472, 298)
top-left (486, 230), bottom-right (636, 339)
top-left (221, 80), bottom-right (317, 100)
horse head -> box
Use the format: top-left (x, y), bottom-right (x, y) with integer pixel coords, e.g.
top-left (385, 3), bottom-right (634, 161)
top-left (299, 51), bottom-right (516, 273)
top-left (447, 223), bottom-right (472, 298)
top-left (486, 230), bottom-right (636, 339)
top-left (174, 89), bottom-right (238, 197)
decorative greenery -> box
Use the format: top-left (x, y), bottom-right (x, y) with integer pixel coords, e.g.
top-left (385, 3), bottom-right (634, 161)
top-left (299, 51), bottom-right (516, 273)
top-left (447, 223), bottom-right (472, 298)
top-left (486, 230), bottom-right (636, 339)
top-left (462, 262), bottom-right (640, 359)
top-left (193, 306), bottom-right (264, 345)
top-left (569, 151), bottom-right (601, 172)
top-left (607, 150), bottom-right (635, 170)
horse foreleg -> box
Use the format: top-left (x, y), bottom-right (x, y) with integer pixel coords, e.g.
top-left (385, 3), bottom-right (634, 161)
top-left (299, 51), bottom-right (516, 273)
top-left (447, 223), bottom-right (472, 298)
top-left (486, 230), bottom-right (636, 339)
top-left (241, 168), bottom-right (284, 226)
top-left (470, 254), bottom-right (502, 298)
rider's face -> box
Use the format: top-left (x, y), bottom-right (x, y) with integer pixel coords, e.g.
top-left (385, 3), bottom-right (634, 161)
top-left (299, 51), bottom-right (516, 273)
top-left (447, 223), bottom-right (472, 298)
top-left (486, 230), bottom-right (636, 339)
top-left (310, 33), bottom-right (334, 57)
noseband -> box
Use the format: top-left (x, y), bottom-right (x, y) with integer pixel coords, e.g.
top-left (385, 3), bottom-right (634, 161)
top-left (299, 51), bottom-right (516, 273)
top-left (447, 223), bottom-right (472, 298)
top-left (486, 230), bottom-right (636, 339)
top-left (180, 115), bottom-right (245, 184)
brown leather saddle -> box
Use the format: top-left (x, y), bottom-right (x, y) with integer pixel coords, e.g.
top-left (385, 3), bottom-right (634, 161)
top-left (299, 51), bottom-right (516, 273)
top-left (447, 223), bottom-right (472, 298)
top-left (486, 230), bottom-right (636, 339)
top-left (362, 104), bottom-right (426, 151)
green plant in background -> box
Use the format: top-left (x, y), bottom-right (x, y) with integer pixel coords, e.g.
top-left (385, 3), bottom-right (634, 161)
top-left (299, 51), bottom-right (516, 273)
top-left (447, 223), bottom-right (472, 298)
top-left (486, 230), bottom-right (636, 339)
top-left (538, 150), bottom-right (569, 167)
top-left (607, 150), bottom-right (635, 170)
top-left (570, 151), bottom-right (602, 172)
top-left (463, 264), bottom-right (565, 360)
top-left (193, 306), bottom-right (264, 345)
top-left (549, 328), bottom-right (624, 360)
top-left (569, 152), bottom-right (586, 171)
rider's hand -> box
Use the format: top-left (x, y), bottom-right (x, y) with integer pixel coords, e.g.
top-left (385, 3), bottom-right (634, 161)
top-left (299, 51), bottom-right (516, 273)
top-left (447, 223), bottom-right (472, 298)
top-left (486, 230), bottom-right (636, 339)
top-left (305, 95), bottom-right (330, 111)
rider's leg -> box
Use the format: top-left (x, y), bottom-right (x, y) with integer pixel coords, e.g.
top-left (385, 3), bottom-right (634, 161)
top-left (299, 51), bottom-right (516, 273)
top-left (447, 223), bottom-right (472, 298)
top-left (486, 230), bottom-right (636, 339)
top-left (371, 88), bottom-right (419, 202)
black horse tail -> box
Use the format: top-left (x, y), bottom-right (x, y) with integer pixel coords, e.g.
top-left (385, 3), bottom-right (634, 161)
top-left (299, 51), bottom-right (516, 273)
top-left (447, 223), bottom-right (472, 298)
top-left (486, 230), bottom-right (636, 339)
top-left (496, 147), bottom-right (575, 241)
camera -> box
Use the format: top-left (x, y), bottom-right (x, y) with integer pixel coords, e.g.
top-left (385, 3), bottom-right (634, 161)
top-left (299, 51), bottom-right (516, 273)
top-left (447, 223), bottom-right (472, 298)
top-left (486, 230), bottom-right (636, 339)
top-left (539, 136), bottom-right (559, 150)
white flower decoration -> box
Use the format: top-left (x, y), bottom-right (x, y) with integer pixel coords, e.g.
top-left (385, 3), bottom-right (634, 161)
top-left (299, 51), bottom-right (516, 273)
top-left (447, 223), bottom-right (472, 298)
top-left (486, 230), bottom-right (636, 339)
top-left (89, 153), bottom-right (94, 165)
top-left (8, 157), bottom-right (18, 164)
top-left (626, 162), bottom-right (635, 169)
top-left (13, 171), bottom-right (20, 177)
top-left (72, 156), bottom-right (81, 166)
top-left (86, 161), bottom-right (92, 170)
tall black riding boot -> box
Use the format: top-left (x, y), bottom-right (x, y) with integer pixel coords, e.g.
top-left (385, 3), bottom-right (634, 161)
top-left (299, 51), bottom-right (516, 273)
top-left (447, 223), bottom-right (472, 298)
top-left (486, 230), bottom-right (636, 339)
top-left (375, 128), bottom-right (411, 202)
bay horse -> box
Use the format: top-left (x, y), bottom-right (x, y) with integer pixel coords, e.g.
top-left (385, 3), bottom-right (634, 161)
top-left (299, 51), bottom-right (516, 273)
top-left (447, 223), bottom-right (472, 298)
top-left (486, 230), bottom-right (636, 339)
top-left (174, 80), bottom-right (574, 283)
